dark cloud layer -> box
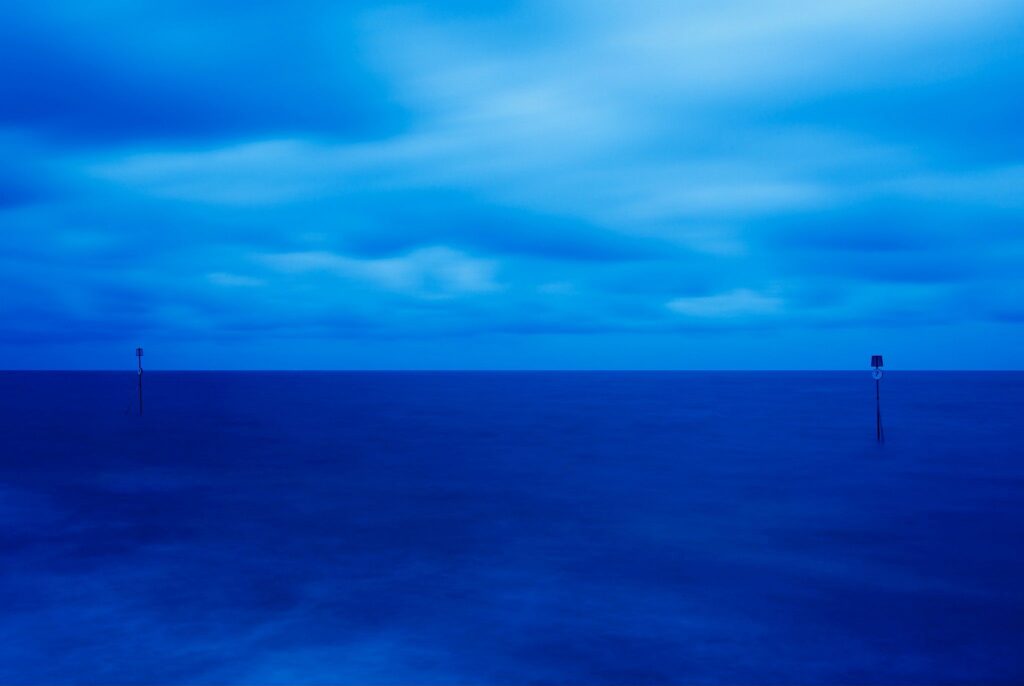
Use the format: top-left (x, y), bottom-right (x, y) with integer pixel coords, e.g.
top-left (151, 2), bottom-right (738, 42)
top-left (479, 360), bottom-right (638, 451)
top-left (0, 3), bottom-right (400, 143)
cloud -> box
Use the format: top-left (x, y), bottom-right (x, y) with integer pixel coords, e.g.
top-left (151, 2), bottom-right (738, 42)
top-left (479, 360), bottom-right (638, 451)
top-left (260, 247), bottom-right (501, 298)
top-left (0, 3), bottom-right (396, 142)
top-left (667, 289), bottom-right (784, 318)
top-left (207, 272), bottom-right (265, 288)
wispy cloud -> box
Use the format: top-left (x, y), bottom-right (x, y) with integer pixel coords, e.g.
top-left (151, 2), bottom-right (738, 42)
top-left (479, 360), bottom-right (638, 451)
top-left (667, 289), bottom-right (784, 318)
top-left (261, 247), bottom-right (501, 298)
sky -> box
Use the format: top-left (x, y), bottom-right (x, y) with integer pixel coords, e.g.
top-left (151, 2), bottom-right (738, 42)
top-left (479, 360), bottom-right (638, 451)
top-left (1, 0), bottom-right (1023, 369)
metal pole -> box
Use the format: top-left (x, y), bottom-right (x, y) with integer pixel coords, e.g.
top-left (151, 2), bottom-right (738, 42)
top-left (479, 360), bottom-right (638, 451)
top-left (875, 377), bottom-right (881, 442)
top-left (871, 354), bottom-right (884, 443)
top-left (136, 347), bottom-right (144, 416)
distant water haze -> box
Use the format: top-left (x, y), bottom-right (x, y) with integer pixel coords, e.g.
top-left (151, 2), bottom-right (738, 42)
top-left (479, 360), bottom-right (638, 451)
top-left (1, 371), bottom-right (1022, 683)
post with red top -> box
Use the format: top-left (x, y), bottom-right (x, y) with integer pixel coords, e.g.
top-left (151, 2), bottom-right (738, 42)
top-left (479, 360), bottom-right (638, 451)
top-left (871, 355), bottom-right (884, 442)
top-left (136, 347), bottom-right (144, 416)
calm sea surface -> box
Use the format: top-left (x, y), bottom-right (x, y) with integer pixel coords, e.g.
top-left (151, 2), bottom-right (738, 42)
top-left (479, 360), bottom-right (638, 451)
top-left (1, 372), bottom-right (1022, 684)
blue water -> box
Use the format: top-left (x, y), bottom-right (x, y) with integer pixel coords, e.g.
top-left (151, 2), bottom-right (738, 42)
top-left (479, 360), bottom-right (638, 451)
top-left (1, 372), bottom-right (1022, 684)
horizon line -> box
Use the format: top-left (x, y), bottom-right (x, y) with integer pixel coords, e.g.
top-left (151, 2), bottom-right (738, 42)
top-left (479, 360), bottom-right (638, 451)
top-left (2, 368), bottom-right (1022, 373)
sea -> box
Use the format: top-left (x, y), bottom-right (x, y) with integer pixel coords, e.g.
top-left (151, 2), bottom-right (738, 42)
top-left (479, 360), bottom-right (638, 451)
top-left (1, 371), bottom-right (1022, 684)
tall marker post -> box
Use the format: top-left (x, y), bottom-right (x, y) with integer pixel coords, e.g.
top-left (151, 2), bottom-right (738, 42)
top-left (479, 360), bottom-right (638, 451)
top-left (871, 354), bottom-right (884, 442)
top-left (136, 347), bottom-right (144, 416)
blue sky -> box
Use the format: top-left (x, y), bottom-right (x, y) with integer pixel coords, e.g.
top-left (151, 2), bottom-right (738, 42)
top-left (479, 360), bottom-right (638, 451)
top-left (2, 1), bottom-right (1023, 369)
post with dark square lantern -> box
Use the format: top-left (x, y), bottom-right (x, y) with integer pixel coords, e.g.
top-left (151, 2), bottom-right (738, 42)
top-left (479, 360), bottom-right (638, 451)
top-left (136, 347), bottom-right (144, 416)
top-left (871, 355), bottom-right (884, 442)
